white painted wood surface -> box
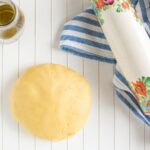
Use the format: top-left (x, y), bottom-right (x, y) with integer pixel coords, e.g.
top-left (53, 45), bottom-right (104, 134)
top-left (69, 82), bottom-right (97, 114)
top-left (0, 0), bottom-right (150, 150)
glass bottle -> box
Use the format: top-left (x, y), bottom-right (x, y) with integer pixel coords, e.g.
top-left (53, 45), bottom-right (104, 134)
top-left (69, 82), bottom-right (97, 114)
top-left (0, 0), bottom-right (25, 43)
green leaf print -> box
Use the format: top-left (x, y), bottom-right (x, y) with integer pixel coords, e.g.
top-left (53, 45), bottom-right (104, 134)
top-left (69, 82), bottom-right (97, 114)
top-left (145, 77), bottom-right (150, 87)
top-left (147, 90), bottom-right (150, 96)
top-left (103, 7), bottom-right (107, 11)
top-left (140, 96), bottom-right (147, 104)
top-left (116, 6), bottom-right (123, 12)
top-left (91, 0), bottom-right (97, 2)
top-left (103, 6), bottom-right (110, 11)
top-left (100, 19), bottom-right (104, 25)
top-left (140, 76), bottom-right (146, 82)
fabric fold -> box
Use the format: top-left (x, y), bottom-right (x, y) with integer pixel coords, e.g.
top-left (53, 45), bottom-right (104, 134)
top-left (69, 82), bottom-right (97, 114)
top-left (59, 0), bottom-right (150, 126)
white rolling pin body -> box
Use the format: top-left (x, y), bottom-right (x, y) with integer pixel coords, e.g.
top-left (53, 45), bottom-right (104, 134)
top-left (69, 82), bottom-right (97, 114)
top-left (92, 0), bottom-right (150, 114)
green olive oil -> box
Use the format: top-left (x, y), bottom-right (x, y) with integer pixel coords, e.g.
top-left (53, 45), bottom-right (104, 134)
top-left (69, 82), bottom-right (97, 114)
top-left (0, 1), bottom-right (25, 43)
top-left (0, 3), bottom-right (15, 26)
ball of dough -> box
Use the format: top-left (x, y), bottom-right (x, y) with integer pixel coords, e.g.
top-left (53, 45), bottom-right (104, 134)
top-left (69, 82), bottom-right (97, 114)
top-left (11, 64), bottom-right (92, 141)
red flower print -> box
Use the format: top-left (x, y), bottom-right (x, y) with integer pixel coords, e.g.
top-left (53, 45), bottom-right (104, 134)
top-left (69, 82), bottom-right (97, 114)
top-left (134, 12), bottom-right (139, 19)
top-left (132, 81), bottom-right (147, 97)
top-left (96, 0), bottom-right (105, 8)
top-left (103, 0), bottom-right (115, 5)
top-left (131, 89), bottom-right (139, 101)
top-left (121, 1), bottom-right (129, 9)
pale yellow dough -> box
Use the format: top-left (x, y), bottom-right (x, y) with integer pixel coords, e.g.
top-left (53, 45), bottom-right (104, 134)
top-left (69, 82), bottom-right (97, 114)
top-left (11, 64), bottom-right (92, 141)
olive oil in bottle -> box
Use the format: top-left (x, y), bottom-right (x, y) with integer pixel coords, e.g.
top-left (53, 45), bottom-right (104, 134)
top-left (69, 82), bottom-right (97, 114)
top-left (0, 3), bottom-right (15, 26)
top-left (0, 1), bottom-right (25, 43)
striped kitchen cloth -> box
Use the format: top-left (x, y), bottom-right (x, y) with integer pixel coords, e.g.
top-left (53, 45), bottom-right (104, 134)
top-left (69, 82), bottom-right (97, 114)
top-left (59, 0), bottom-right (150, 126)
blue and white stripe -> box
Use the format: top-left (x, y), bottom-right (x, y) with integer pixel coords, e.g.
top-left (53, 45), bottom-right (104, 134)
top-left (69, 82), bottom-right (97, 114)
top-left (60, 8), bottom-right (116, 64)
top-left (59, 0), bottom-right (150, 125)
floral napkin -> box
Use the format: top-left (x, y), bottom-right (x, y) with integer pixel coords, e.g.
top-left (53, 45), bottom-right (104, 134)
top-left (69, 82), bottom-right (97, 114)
top-left (60, 0), bottom-right (150, 125)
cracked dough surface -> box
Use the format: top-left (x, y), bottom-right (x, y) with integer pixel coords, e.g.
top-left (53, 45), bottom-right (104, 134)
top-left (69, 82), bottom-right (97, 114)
top-left (11, 64), bottom-right (92, 141)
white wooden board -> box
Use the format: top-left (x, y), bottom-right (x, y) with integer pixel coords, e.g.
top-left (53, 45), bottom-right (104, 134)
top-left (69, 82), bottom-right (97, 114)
top-left (0, 0), bottom-right (149, 150)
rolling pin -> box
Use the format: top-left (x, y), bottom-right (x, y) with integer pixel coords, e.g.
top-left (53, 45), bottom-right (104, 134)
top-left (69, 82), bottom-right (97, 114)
top-left (91, 0), bottom-right (150, 115)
